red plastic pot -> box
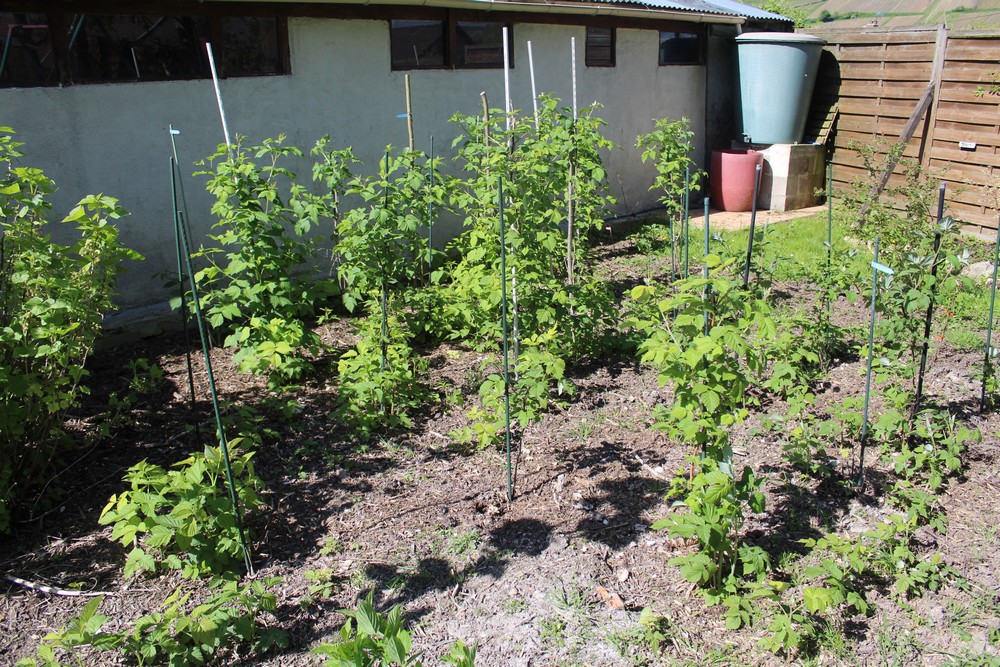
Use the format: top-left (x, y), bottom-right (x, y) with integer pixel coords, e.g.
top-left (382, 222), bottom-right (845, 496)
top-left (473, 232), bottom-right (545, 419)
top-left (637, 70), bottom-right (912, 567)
top-left (710, 149), bottom-right (763, 212)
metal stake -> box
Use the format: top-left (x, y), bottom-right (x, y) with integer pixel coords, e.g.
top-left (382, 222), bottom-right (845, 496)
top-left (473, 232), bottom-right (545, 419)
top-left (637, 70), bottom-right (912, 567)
top-left (176, 211), bottom-right (253, 575)
top-left (169, 157), bottom-right (197, 417)
top-left (823, 163), bottom-right (833, 368)
top-left (499, 177), bottom-right (514, 502)
top-left (914, 182), bottom-right (947, 408)
top-left (683, 166), bottom-right (690, 277)
top-left (858, 237), bottom-right (893, 488)
top-left (981, 216), bottom-right (1000, 413)
top-left (742, 163), bottom-right (763, 289)
top-left (703, 196), bottom-right (710, 335)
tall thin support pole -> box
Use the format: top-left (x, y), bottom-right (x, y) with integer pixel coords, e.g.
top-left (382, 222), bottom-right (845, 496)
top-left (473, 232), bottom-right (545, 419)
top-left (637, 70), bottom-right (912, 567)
top-left (742, 163), bottom-right (762, 289)
top-left (823, 163), bottom-right (833, 368)
top-left (703, 197), bottom-right (711, 336)
top-left (205, 43), bottom-right (233, 159)
top-left (169, 157), bottom-right (197, 417)
top-left (177, 211), bottom-right (253, 575)
top-left (499, 33), bottom-right (520, 365)
top-left (380, 152), bottom-right (390, 374)
top-left (499, 177), bottom-right (514, 502)
top-left (683, 166), bottom-right (690, 276)
top-left (570, 36), bottom-right (578, 120)
top-left (404, 74), bottom-right (415, 152)
top-left (502, 27), bottom-right (512, 132)
top-left (914, 182), bottom-right (947, 409)
top-left (527, 41), bottom-right (539, 130)
top-left (427, 136), bottom-right (435, 283)
top-left (858, 237), bottom-right (893, 488)
top-left (566, 37), bottom-right (578, 285)
top-left (981, 216), bottom-right (1000, 413)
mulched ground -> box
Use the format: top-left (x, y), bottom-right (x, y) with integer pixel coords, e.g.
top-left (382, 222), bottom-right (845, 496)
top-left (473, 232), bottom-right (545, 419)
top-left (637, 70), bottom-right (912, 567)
top-left (2, 223), bottom-right (998, 666)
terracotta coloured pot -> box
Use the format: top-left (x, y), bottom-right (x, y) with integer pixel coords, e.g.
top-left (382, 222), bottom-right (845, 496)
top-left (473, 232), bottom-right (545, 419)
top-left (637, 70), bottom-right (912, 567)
top-left (710, 149), bottom-right (763, 212)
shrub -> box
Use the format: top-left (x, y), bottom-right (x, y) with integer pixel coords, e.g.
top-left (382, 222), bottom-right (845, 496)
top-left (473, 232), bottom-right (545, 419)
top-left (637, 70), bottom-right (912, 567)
top-left (193, 135), bottom-right (352, 388)
top-left (99, 444), bottom-right (264, 579)
top-left (0, 127), bottom-right (140, 533)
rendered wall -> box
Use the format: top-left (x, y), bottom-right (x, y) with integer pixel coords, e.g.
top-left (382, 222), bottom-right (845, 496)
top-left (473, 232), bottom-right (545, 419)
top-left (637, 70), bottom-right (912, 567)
top-left (1, 17), bottom-right (707, 314)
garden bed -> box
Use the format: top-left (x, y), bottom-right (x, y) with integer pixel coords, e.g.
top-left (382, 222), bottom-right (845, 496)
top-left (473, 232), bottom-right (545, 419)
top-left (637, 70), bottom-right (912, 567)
top-left (2, 216), bottom-right (999, 666)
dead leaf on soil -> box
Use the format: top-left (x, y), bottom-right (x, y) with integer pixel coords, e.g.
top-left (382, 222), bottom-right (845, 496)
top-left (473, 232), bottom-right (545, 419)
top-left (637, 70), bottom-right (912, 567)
top-left (595, 586), bottom-right (624, 609)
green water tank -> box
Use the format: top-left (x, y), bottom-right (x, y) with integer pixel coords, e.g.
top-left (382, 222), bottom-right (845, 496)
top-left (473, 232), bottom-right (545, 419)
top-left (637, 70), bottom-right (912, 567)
top-left (735, 32), bottom-right (826, 145)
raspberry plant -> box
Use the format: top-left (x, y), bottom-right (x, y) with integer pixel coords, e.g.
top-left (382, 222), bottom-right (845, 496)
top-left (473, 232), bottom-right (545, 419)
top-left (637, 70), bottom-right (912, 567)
top-left (0, 128), bottom-right (140, 533)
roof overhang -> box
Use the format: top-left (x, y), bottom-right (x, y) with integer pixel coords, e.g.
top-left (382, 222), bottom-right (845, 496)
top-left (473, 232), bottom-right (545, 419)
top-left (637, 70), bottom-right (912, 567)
top-left (210, 0), bottom-right (748, 24)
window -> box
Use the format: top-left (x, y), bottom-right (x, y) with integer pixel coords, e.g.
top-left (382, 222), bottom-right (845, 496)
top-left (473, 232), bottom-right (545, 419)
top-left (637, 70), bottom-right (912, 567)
top-left (455, 21), bottom-right (504, 68)
top-left (390, 18), bottom-right (509, 70)
top-left (1, 12), bottom-right (287, 87)
top-left (658, 30), bottom-right (700, 65)
top-left (390, 20), bottom-right (446, 69)
top-left (221, 17), bottom-right (285, 77)
top-left (585, 27), bottom-right (614, 67)
top-left (0, 13), bottom-right (58, 87)
top-left (68, 16), bottom-right (210, 83)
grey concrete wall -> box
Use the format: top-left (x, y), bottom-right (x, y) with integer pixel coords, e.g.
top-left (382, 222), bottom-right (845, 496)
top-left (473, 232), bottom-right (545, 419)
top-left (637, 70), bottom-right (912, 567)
top-left (2, 18), bottom-right (707, 315)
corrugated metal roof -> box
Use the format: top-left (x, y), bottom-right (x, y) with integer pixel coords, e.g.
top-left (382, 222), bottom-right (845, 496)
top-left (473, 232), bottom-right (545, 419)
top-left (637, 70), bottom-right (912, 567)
top-left (592, 0), bottom-right (792, 21)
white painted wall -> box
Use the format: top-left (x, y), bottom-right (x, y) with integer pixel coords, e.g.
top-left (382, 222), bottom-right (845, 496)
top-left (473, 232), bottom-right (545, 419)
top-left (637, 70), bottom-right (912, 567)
top-left (2, 17), bottom-right (707, 313)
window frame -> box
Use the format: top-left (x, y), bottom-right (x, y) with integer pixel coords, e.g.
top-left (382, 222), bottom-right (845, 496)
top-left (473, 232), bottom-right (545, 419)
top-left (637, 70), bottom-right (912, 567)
top-left (585, 26), bottom-right (615, 68)
top-left (0, 12), bottom-right (289, 88)
top-left (390, 15), bottom-right (512, 71)
top-left (657, 28), bottom-right (703, 66)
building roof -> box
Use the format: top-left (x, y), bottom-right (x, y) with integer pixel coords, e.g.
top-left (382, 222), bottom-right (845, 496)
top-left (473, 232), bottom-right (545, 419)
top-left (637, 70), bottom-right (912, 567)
top-left (251, 0), bottom-right (792, 24)
top-left (595, 0), bottom-right (791, 22)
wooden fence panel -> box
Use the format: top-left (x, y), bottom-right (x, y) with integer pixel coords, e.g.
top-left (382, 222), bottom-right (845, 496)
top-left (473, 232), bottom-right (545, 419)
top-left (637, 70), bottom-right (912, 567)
top-left (811, 27), bottom-right (1000, 235)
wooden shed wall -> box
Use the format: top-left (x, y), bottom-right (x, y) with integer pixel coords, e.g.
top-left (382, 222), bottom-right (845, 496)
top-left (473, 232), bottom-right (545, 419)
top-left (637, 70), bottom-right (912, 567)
top-left (810, 26), bottom-right (1000, 236)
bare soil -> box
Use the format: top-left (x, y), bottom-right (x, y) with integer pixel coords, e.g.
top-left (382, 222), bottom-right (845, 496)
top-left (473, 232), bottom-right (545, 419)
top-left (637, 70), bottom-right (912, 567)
top-left (2, 223), bottom-right (998, 666)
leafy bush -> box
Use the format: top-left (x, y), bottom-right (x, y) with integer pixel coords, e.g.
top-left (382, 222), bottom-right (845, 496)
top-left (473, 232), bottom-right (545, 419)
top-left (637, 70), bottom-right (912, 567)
top-left (636, 116), bottom-right (700, 217)
top-left (314, 592), bottom-right (476, 666)
top-left (335, 304), bottom-right (429, 435)
top-left (335, 147), bottom-right (447, 312)
top-left (17, 578), bottom-right (285, 667)
top-left (840, 140), bottom-right (945, 265)
top-left (458, 329), bottom-right (575, 448)
top-left (0, 127), bottom-right (140, 533)
top-left (99, 444), bottom-right (263, 579)
top-left (653, 459), bottom-right (767, 591)
top-left (445, 96), bottom-right (616, 355)
top-left (632, 256), bottom-right (773, 459)
top-left (193, 135), bottom-right (351, 388)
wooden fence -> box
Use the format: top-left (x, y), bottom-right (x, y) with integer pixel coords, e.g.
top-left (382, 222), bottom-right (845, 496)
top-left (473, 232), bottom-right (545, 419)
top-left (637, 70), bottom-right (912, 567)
top-left (808, 26), bottom-right (1000, 236)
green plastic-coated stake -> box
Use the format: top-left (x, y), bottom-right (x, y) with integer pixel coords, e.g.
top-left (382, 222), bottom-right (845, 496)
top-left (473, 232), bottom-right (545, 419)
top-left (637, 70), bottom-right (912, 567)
top-left (169, 158), bottom-right (197, 418)
top-left (858, 237), bottom-right (891, 489)
top-left (499, 177), bottom-right (514, 503)
top-left (683, 166), bottom-right (690, 276)
top-left (703, 196), bottom-right (710, 335)
top-left (380, 151), bottom-right (389, 374)
top-left (981, 216), bottom-right (1000, 413)
top-left (823, 163), bottom-right (833, 368)
top-left (176, 209), bottom-right (253, 576)
top-left (914, 183), bottom-right (947, 409)
top-left (742, 163), bottom-right (763, 289)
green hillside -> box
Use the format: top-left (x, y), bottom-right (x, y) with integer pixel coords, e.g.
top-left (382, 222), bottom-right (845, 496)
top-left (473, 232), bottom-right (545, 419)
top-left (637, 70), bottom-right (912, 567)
top-left (758, 0), bottom-right (1000, 29)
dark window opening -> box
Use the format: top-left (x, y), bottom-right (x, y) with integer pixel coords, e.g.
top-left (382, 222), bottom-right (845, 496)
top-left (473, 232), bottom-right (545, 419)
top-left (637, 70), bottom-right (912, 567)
top-left (0, 13), bottom-right (58, 87)
top-left (1, 13), bottom-right (287, 87)
top-left (585, 26), bottom-right (614, 67)
top-left (390, 18), bottom-right (509, 70)
top-left (69, 15), bottom-right (210, 83)
top-left (658, 30), bottom-right (700, 65)
top-left (222, 17), bottom-right (284, 77)
top-left (390, 20), bottom-right (446, 69)
top-left (455, 21), bottom-right (505, 68)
